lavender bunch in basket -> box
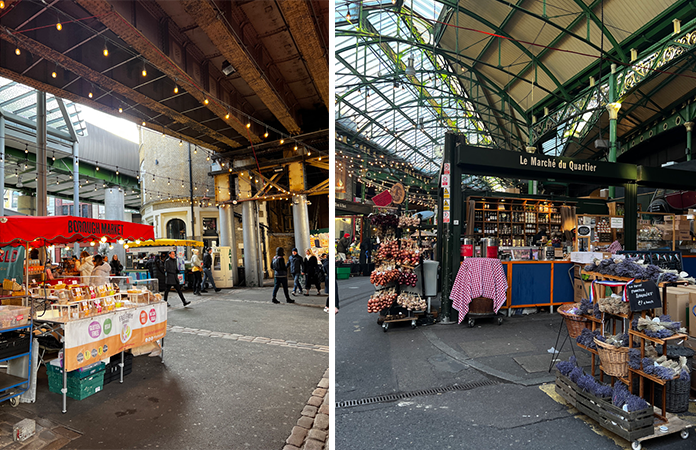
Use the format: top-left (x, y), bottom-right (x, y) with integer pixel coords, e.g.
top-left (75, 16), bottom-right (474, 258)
top-left (654, 366), bottom-right (675, 380)
top-left (576, 328), bottom-right (602, 349)
top-left (643, 328), bottom-right (674, 339)
top-left (679, 369), bottom-right (691, 382)
top-left (628, 349), bottom-right (642, 369)
top-left (579, 297), bottom-right (593, 315)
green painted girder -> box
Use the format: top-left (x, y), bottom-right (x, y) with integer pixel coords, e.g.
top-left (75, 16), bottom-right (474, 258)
top-left (529, 0), bottom-right (692, 115)
top-left (337, 94), bottom-right (437, 164)
top-left (4, 144), bottom-right (140, 189)
top-left (535, 15), bottom-right (696, 148)
top-left (570, 0), bottom-right (626, 62)
top-left (433, 1), bottom-right (570, 100)
top-left (400, 12), bottom-right (500, 145)
top-left (335, 31), bottom-right (534, 118)
top-left (359, 15), bottom-right (462, 134)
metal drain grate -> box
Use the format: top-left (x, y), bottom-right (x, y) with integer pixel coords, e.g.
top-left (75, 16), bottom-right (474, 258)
top-left (335, 379), bottom-right (499, 409)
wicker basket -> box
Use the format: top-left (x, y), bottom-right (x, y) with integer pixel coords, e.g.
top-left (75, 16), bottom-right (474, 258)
top-left (594, 338), bottom-right (629, 377)
top-left (558, 303), bottom-right (588, 339)
top-left (654, 378), bottom-right (690, 413)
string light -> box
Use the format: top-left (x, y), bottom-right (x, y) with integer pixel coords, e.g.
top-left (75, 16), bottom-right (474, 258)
top-left (15, 47), bottom-right (20, 56)
top-left (56, 22), bottom-right (62, 31)
top-left (204, 99), bottom-right (209, 105)
top-left (103, 43), bottom-right (109, 57)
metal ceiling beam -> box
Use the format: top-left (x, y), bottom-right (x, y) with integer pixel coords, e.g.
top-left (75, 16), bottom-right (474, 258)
top-left (277, 0), bottom-right (329, 109)
top-left (570, 0), bottom-right (626, 62)
top-left (75, 0), bottom-right (259, 143)
top-left (0, 25), bottom-right (241, 150)
top-left (179, 0), bottom-right (301, 135)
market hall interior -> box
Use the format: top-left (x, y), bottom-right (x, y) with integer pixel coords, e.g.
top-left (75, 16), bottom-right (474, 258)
top-left (0, 1), bottom-right (329, 449)
top-left (335, 1), bottom-right (696, 449)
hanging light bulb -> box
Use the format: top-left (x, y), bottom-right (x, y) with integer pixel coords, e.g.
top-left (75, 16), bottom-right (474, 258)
top-left (264, 129), bottom-right (268, 138)
top-left (174, 85), bottom-right (179, 94)
top-left (118, 107), bottom-right (123, 113)
top-left (56, 22), bottom-right (62, 31)
top-left (142, 121), bottom-right (146, 126)
top-left (141, 63), bottom-right (147, 77)
top-left (246, 121), bottom-right (251, 128)
top-left (51, 70), bottom-right (57, 78)
top-left (15, 47), bottom-right (20, 56)
top-left (116, 167), bottom-right (119, 175)
top-left (88, 91), bottom-right (93, 98)
top-left (167, 178), bottom-right (170, 185)
top-left (346, 9), bottom-right (351, 21)
top-left (204, 98), bottom-right (209, 105)
top-left (194, 146), bottom-right (198, 154)
top-left (0, 2), bottom-right (5, 9)
top-left (225, 112), bottom-right (230, 120)
top-left (280, 138), bottom-right (284, 145)
top-left (103, 43), bottom-right (109, 57)
top-left (179, 140), bottom-right (183, 147)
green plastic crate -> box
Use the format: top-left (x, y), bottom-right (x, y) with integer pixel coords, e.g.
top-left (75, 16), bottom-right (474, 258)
top-left (336, 267), bottom-right (351, 280)
top-left (46, 361), bottom-right (105, 379)
top-left (47, 369), bottom-right (105, 400)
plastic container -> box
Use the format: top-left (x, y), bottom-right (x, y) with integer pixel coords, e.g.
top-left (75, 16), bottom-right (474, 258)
top-left (0, 305), bottom-right (30, 329)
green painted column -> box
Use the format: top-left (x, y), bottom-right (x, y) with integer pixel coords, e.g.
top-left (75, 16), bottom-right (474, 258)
top-left (607, 64), bottom-right (621, 199)
top-left (439, 132), bottom-right (462, 323)
top-left (686, 122), bottom-right (693, 161)
top-left (624, 183), bottom-right (637, 250)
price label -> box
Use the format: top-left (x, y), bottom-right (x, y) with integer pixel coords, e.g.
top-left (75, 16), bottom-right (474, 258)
top-left (626, 280), bottom-right (661, 311)
top-left (611, 217), bottom-right (623, 229)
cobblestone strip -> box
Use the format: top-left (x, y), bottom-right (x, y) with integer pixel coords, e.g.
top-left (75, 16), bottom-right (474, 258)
top-left (284, 369), bottom-right (330, 450)
top-left (166, 325), bottom-right (329, 353)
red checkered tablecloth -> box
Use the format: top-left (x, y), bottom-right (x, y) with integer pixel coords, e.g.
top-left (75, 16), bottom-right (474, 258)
top-left (450, 258), bottom-right (508, 324)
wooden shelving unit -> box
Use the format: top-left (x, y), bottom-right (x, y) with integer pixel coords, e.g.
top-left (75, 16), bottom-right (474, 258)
top-left (466, 196), bottom-right (572, 246)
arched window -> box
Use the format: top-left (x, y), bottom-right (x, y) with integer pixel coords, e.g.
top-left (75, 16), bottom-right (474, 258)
top-left (166, 218), bottom-right (187, 239)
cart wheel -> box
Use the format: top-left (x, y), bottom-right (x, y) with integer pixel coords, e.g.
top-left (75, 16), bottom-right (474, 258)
top-left (467, 318), bottom-right (475, 328)
top-left (681, 430), bottom-right (689, 439)
top-left (497, 316), bottom-right (503, 325)
top-left (411, 320), bottom-right (417, 329)
top-left (9, 396), bottom-right (20, 407)
top-left (631, 441), bottom-right (641, 450)
top-left (382, 323), bottom-right (389, 332)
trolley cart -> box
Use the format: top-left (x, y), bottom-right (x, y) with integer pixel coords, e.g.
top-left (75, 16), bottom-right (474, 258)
top-left (629, 411), bottom-right (692, 450)
top-left (464, 296), bottom-right (504, 327)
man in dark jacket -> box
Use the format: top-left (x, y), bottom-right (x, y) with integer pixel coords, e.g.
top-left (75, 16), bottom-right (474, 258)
top-left (337, 233), bottom-right (351, 261)
top-left (200, 247), bottom-right (221, 293)
top-left (163, 250), bottom-right (190, 307)
top-left (155, 253), bottom-right (166, 292)
top-left (271, 247), bottom-right (293, 304)
top-left (288, 248), bottom-right (304, 296)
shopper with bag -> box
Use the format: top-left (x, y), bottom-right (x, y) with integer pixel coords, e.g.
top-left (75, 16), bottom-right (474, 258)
top-left (288, 248), bottom-right (304, 296)
top-left (164, 250), bottom-right (190, 307)
top-left (303, 248), bottom-right (323, 296)
top-left (190, 248), bottom-right (203, 296)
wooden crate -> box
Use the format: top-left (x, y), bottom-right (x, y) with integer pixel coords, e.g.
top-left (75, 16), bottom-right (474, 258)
top-left (554, 371), bottom-right (577, 408)
top-left (574, 386), bottom-right (654, 442)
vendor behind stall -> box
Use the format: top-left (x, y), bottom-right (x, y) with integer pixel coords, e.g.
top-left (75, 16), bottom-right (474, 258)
top-left (533, 226), bottom-right (549, 246)
top-left (337, 233), bottom-right (351, 261)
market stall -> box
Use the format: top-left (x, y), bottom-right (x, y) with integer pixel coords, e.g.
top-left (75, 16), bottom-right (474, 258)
top-left (0, 216), bottom-right (157, 413)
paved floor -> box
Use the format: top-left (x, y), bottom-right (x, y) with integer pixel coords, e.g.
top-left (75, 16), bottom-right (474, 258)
top-left (1, 284), bottom-right (329, 450)
top-left (335, 276), bottom-right (696, 450)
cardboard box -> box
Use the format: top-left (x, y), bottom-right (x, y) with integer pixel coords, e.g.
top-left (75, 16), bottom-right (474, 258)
top-left (663, 287), bottom-right (691, 327)
top-left (573, 279), bottom-right (592, 303)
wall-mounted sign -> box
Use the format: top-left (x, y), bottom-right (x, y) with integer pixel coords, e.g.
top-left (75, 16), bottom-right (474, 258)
top-left (441, 174), bottom-right (450, 188)
top-left (443, 187), bottom-right (450, 199)
top-left (443, 211), bottom-right (450, 223)
top-left (443, 199), bottom-right (450, 211)
top-left (391, 183), bottom-right (405, 204)
top-left (611, 217), bottom-right (624, 229)
top-left (443, 163), bottom-right (450, 175)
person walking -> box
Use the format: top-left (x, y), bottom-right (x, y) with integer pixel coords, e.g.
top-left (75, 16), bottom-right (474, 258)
top-left (201, 247), bottom-right (221, 293)
top-left (163, 250), bottom-right (190, 307)
top-left (321, 253), bottom-right (329, 294)
top-left (190, 248), bottom-right (203, 296)
top-left (110, 255), bottom-right (123, 277)
top-left (303, 248), bottom-right (322, 296)
top-left (77, 251), bottom-right (94, 285)
top-left (288, 248), bottom-right (304, 296)
top-left (91, 254), bottom-right (111, 286)
top-left (146, 253), bottom-right (156, 279)
top-left (155, 253), bottom-right (167, 292)
top-left (271, 247), bottom-right (293, 304)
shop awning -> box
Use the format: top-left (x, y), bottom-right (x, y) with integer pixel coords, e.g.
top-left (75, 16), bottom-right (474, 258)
top-left (126, 239), bottom-right (203, 249)
top-left (0, 216), bottom-right (154, 247)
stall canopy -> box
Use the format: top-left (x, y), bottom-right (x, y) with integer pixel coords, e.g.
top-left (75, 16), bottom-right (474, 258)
top-left (0, 217), bottom-right (154, 247)
top-left (126, 239), bottom-right (203, 249)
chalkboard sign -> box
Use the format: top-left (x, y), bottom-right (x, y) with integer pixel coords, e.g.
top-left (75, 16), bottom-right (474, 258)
top-left (626, 281), bottom-right (662, 311)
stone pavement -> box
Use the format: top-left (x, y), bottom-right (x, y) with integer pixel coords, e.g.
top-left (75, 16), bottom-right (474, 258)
top-left (283, 369), bottom-right (330, 450)
top-left (1, 282), bottom-right (328, 450)
top-left (0, 412), bottom-right (81, 450)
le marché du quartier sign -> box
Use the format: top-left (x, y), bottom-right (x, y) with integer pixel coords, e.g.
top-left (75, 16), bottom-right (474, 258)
top-left (455, 146), bottom-right (637, 184)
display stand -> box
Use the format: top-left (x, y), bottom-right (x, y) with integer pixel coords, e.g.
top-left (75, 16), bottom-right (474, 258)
top-left (577, 271), bottom-right (690, 426)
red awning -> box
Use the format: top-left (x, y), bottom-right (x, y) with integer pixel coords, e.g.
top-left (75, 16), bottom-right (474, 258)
top-left (0, 216), bottom-right (154, 247)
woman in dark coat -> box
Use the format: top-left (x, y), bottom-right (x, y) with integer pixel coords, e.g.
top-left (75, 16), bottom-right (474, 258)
top-left (111, 255), bottom-right (123, 276)
top-left (303, 248), bottom-right (322, 296)
top-left (154, 252), bottom-right (167, 292)
top-left (163, 250), bottom-right (189, 307)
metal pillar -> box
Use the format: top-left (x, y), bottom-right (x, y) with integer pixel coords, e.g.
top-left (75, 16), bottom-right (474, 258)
top-left (36, 92), bottom-right (47, 216)
top-left (607, 64), bottom-right (620, 199)
top-left (289, 161), bottom-right (311, 255)
top-left (686, 122), bottom-right (693, 161)
top-left (0, 114), bottom-right (5, 216)
top-left (624, 183), bottom-right (638, 250)
top-left (218, 204), bottom-right (238, 286)
top-left (104, 188), bottom-right (126, 263)
top-left (439, 132), bottom-right (463, 323)
top-left (236, 162), bottom-right (263, 287)
top-left (187, 143), bottom-right (196, 239)
top-left (73, 141), bottom-right (80, 255)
